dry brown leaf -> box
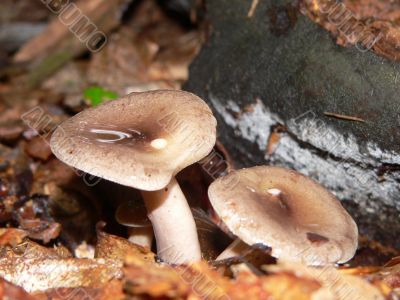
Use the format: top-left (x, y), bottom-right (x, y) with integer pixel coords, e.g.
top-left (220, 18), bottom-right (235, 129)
top-left (14, 198), bottom-right (62, 243)
top-left (301, 0), bottom-right (400, 61)
top-left (0, 239), bottom-right (72, 262)
top-left (234, 272), bottom-right (320, 300)
top-left (124, 262), bottom-right (190, 298)
top-left (33, 163), bottom-right (101, 248)
top-left (39, 280), bottom-right (125, 300)
top-left (0, 228), bottom-right (121, 293)
top-left (123, 253), bottom-right (321, 300)
top-left (0, 277), bottom-right (37, 300)
top-left (95, 223), bottom-right (155, 264)
top-left (340, 266), bottom-right (382, 276)
top-left (340, 258), bottom-right (400, 291)
top-left (14, 0), bottom-right (130, 64)
top-left (0, 228), bottom-right (28, 247)
top-left (18, 218), bottom-right (61, 244)
top-left (0, 257), bottom-right (122, 293)
top-left (264, 262), bottom-right (386, 300)
top-left (177, 262), bottom-right (231, 300)
top-left (266, 130), bottom-right (282, 156)
top-left (381, 263), bottom-right (400, 289)
top-left (311, 274), bottom-right (385, 300)
top-left (124, 259), bottom-right (230, 299)
top-left (385, 256), bottom-right (400, 267)
top-left (87, 27), bottom-right (150, 92)
top-left (0, 123), bottom-right (24, 143)
top-left (24, 136), bottom-right (52, 161)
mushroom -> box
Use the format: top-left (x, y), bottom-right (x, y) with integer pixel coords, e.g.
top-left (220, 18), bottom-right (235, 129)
top-left (208, 166), bottom-right (358, 265)
top-left (115, 200), bottom-right (153, 249)
top-left (215, 238), bottom-right (249, 261)
top-left (50, 90), bottom-right (217, 264)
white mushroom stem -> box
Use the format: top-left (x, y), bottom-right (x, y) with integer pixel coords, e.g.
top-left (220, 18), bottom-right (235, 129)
top-left (216, 239), bottom-right (249, 261)
top-left (127, 226), bottom-right (154, 249)
top-left (141, 177), bottom-right (202, 264)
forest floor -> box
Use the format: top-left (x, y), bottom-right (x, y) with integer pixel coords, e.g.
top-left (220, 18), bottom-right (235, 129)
top-left (0, 0), bottom-right (398, 299)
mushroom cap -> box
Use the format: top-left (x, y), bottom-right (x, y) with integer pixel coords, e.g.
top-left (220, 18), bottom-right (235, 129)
top-left (50, 90), bottom-right (216, 191)
top-left (208, 166), bottom-right (358, 265)
top-left (115, 200), bottom-right (151, 228)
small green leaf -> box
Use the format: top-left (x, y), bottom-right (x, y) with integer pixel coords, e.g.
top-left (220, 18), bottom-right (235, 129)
top-left (83, 86), bottom-right (118, 106)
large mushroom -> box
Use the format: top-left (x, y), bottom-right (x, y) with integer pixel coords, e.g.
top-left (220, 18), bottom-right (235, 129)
top-left (50, 90), bottom-right (217, 264)
top-left (208, 166), bottom-right (358, 265)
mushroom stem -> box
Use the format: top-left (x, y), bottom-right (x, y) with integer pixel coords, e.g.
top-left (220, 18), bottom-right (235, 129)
top-left (141, 177), bottom-right (202, 264)
top-left (216, 239), bottom-right (249, 261)
top-left (127, 226), bottom-right (154, 249)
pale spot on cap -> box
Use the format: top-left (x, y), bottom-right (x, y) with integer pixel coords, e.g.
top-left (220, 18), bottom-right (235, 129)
top-left (267, 188), bottom-right (281, 196)
top-left (150, 138), bottom-right (168, 150)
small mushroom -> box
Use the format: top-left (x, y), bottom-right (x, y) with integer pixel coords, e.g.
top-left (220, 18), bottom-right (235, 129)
top-left (50, 90), bottom-right (217, 264)
top-left (208, 166), bottom-right (358, 266)
top-left (115, 200), bottom-right (153, 249)
top-left (215, 238), bottom-right (249, 261)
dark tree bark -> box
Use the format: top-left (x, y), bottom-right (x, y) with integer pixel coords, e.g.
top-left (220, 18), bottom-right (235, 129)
top-left (185, 0), bottom-right (400, 248)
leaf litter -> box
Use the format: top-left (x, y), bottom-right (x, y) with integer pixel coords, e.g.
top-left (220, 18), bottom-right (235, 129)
top-left (0, 0), bottom-right (398, 299)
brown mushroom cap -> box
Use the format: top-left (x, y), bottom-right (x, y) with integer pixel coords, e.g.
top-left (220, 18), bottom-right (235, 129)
top-left (208, 166), bottom-right (358, 265)
top-left (115, 200), bottom-right (151, 228)
top-left (50, 90), bottom-right (216, 191)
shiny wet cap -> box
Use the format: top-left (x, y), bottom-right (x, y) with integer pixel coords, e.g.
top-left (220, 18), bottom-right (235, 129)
top-left (208, 166), bottom-right (358, 265)
top-left (50, 90), bottom-right (217, 191)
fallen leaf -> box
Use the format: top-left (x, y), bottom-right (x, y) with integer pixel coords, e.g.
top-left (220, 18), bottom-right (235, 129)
top-left (124, 263), bottom-right (190, 298)
top-left (14, 198), bottom-right (61, 243)
top-left (381, 263), bottom-right (400, 289)
top-left (13, 0), bottom-right (133, 87)
top-left (234, 271), bottom-right (319, 300)
top-left (0, 228), bottom-right (121, 293)
top-left (311, 274), bottom-right (385, 300)
top-left (124, 260), bottom-right (230, 299)
top-left (39, 280), bottom-right (124, 300)
top-left (0, 228), bottom-right (28, 247)
top-left (18, 218), bottom-right (61, 244)
top-left (264, 262), bottom-right (385, 300)
top-left (0, 123), bottom-right (24, 143)
top-left (0, 277), bottom-right (37, 300)
top-left (0, 257), bottom-right (122, 293)
top-left (95, 223), bottom-right (155, 264)
top-left (24, 136), bottom-right (52, 161)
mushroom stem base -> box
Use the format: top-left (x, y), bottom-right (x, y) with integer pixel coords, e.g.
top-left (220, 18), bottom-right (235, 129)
top-left (141, 177), bottom-right (202, 264)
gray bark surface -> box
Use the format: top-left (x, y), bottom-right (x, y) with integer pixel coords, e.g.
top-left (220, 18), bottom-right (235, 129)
top-left (185, 0), bottom-right (400, 248)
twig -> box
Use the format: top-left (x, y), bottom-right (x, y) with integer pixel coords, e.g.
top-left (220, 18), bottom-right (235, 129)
top-left (247, 0), bottom-right (259, 18)
top-left (324, 112), bottom-right (366, 123)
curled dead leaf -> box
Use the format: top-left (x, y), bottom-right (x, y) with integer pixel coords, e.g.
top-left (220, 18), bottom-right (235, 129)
top-left (95, 223), bottom-right (155, 264)
top-left (0, 228), bottom-right (121, 293)
top-left (0, 258), bottom-right (122, 293)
